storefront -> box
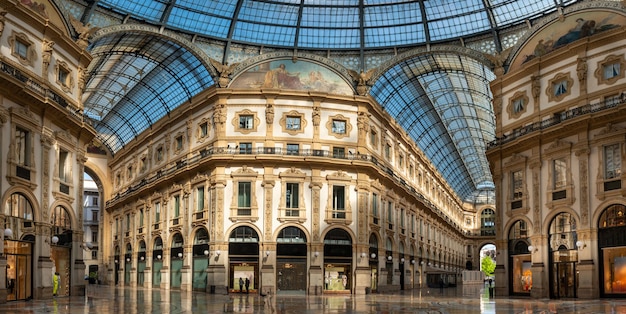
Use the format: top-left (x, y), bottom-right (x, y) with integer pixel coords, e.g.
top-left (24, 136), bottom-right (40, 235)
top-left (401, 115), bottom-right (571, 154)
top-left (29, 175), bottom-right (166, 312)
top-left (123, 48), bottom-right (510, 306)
top-left (276, 226), bottom-right (307, 293)
top-left (4, 236), bottom-right (33, 301)
top-left (508, 219), bottom-right (532, 296)
top-left (599, 204), bottom-right (626, 297)
top-left (229, 226), bottom-right (259, 293)
top-left (192, 228), bottom-right (209, 291)
top-left (323, 229), bottom-right (352, 293)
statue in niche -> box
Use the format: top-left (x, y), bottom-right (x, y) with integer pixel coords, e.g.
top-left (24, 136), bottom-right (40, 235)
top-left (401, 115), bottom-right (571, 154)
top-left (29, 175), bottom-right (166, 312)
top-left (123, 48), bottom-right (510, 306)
top-left (42, 39), bottom-right (54, 74)
top-left (265, 103), bottom-right (274, 125)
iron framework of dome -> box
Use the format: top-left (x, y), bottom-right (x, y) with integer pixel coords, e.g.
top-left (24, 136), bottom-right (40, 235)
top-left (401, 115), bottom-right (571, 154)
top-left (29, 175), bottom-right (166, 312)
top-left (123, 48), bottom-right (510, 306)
top-left (57, 0), bottom-right (586, 203)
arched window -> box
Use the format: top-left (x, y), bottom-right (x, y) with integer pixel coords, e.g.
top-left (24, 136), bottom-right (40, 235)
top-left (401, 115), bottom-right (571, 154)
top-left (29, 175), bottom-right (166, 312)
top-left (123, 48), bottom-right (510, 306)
top-left (5, 192), bottom-right (33, 220)
top-left (599, 204), bottom-right (626, 228)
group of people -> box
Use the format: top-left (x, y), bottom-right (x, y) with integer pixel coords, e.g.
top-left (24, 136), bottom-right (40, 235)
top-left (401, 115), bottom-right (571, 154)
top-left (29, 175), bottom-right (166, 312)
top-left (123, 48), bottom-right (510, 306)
top-left (238, 277), bottom-right (251, 293)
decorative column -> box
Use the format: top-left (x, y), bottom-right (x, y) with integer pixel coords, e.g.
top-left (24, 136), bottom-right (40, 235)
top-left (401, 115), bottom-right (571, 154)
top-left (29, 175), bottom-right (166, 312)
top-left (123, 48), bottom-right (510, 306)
top-left (308, 176), bottom-right (323, 295)
top-left (529, 156), bottom-right (547, 298)
top-left (261, 178), bottom-right (275, 295)
top-left (576, 146), bottom-right (596, 298)
top-left (207, 174), bottom-right (227, 294)
top-left (354, 177), bottom-right (371, 295)
top-left (0, 107), bottom-right (7, 302)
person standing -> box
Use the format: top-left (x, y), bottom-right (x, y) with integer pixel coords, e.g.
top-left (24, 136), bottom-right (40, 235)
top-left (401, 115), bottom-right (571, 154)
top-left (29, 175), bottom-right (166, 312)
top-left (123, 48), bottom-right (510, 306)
top-left (53, 272), bottom-right (60, 297)
top-left (239, 277), bottom-right (244, 293)
top-left (245, 277), bottom-right (250, 294)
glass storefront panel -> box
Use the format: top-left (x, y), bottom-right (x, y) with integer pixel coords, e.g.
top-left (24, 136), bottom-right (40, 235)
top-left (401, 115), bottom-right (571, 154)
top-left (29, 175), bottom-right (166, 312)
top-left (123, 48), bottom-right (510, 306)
top-left (193, 257), bottom-right (209, 290)
top-left (324, 264), bottom-right (351, 291)
top-left (231, 264), bottom-right (256, 292)
top-left (602, 246), bottom-right (626, 294)
top-left (512, 254), bottom-right (532, 293)
top-left (276, 260), bottom-right (306, 292)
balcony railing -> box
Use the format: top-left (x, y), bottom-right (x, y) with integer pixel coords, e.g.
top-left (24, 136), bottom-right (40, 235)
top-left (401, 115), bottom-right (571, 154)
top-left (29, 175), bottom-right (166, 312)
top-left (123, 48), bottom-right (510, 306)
top-left (106, 151), bottom-right (464, 233)
top-left (488, 96), bottom-right (626, 148)
top-left (0, 59), bottom-right (82, 121)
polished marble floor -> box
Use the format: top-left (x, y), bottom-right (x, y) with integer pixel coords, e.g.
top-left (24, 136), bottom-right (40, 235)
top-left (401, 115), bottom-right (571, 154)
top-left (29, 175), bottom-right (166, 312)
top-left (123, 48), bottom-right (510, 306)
top-left (1, 284), bottom-right (626, 313)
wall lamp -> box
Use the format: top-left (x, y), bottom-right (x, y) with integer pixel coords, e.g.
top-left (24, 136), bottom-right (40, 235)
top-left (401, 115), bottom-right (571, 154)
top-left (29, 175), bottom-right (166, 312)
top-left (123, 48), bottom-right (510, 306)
top-left (265, 251), bottom-right (271, 257)
top-left (411, 259), bottom-right (416, 265)
top-left (400, 258), bottom-right (405, 264)
top-left (314, 251), bottom-right (319, 258)
top-left (370, 253), bottom-right (376, 259)
top-left (178, 252), bottom-right (183, 259)
top-left (387, 255), bottom-right (392, 261)
top-left (528, 245), bottom-right (537, 253)
top-left (4, 228), bottom-right (13, 238)
top-left (204, 250), bottom-right (210, 256)
top-left (576, 241), bottom-right (586, 250)
top-left (51, 236), bottom-right (59, 244)
top-left (126, 257), bottom-right (130, 262)
top-left (156, 254), bottom-right (162, 260)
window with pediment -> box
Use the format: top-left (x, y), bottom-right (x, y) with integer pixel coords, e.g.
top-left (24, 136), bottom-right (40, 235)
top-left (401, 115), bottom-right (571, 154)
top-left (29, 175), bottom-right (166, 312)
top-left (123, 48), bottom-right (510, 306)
top-left (595, 54), bottom-right (625, 85)
top-left (233, 109), bottom-right (260, 134)
top-left (547, 73), bottom-right (573, 102)
top-left (280, 111), bottom-right (307, 135)
top-left (9, 31), bottom-right (35, 66)
top-left (507, 91), bottom-right (529, 119)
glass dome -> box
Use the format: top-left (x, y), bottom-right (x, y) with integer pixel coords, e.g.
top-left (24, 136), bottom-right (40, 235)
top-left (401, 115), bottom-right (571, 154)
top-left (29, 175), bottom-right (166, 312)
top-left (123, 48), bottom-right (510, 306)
top-left (58, 0), bottom-right (587, 203)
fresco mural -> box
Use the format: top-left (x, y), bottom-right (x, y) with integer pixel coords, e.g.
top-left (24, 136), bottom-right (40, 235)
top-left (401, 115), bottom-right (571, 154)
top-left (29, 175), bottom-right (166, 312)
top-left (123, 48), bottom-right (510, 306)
top-left (511, 10), bottom-right (624, 70)
top-left (230, 60), bottom-right (353, 96)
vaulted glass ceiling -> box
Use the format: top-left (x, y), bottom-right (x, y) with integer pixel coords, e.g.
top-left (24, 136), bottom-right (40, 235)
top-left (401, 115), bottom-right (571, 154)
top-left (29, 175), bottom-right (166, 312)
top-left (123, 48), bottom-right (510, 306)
top-left (370, 53), bottom-right (496, 199)
top-left (95, 0), bottom-right (577, 49)
top-left (65, 0), bottom-right (584, 203)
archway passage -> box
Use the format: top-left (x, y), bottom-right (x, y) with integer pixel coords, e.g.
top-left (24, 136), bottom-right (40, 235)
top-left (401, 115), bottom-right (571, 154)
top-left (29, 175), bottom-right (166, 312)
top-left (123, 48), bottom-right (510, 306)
top-left (229, 226), bottom-right (259, 293)
top-left (323, 229), bottom-right (353, 293)
top-left (598, 204), bottom-right (626, 297)
top-left (192, 228), bottom-right (210, 291)
top-left (170, 233), bottom-right (184, 289)
top-left (508, 220), bottom-right (531, 296)
top-left (152, 237), bottom-right (164, 288)
top-left (548, 212), bottom-right (578, 299)
top-left (276, 226), bottom-right (307, 293)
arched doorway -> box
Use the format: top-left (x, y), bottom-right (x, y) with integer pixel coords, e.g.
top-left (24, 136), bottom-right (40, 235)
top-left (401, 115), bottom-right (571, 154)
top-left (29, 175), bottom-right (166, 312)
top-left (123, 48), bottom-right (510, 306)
top-left (137, 240), bottom-right (146, 286)
top-left (192, 228), bottom-right (209, 291)
top-left (598, 204), bottom-right (626, 297)
top-left (323, 228), bottom-right (352, 293)
top-left (170, 233), bottom-right (184, 289)
top-left (276, 226), bottom-right (307, 294)
top-left (51, 205), bottom-right (73, 297)
top-left (508, 220), bottom-right (531, 295)
top-left (3, 192), bottom-right (34, 301)
top-left (548, 212), bottom-right (578, 299)
top-left (228, 226), bottom-right (259, 293)
top-left (152, 237), bottom-right (163, 288)
top-left (368, 234), bottom-right (378, 293)
top-left (124, 243), bottom-right (132, 285)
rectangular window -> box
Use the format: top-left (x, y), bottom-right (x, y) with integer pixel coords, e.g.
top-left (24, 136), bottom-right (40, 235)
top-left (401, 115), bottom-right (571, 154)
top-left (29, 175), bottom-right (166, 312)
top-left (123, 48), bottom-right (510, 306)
top-left (238, 182), bottom-right (251, 208)
top-left (400, 208), bottom-right (405, 228)
top-left (387, 201), bottom-right (393, 223)
top-left (155, 202), bottom-right (161, 222)
top-left (174, 195), bottom-right (180, 217)
top-left (197, 186), bottom-right (205, 211)
top-left (554, 80), bottom-right (567, 96)
top-left (91, 210), bottom-right (98, 222)
top-left (127, 165), bottom-right (133, 179)
top-left (176, 136), bottom-right (183, 150)
top-left (605, 144), bottom-right (621, 179)
top-left (331, 120), bottom-right (346, 134)
top-left (372, 193), bottom-right (378, 217)
top-left (513, 97), bottom-right (525, 113)
top-left (240, 142), bottom-right (253, 154)
top-left (333, 147), bottom-right (345, 158)
top-left (370, 130), bottom-right (376, 146)
top-left (58, 150), bottom-right (70, 182)
top-left (92, 230), bottom-right (98, 244)
top-left (15, 127), bottom-right (30, 166)
top-left (286, 116), bottom-right (301, 130)
top-left (399, 155), bottom-right (404, 167)
top-left (140, 157), bottom-right (147, 172)
top-left (553, 158), bottom-right (567, 190)
top-left (92, 197), bottom-right (98, 206)
top-left (200, 122), bottom-right (208, 137)
top-left (332, 185), bottom-right (345, 218)
top-left (512, 170), bottom-right (523, 199)
top-left (286, 183), bottom-right (299, 208)
top-left (604, 63), bottom-right (621, 80)
top-left (58, 68), bottom-right (69, 87)
top-left (239, 115), bottom-right (253, 129)
top-left (286, 144), bottom-right (299, 155)
top-left (15, 40), bottom-right (28, 59)
top-left (126, 213), bottom-right (130, 230)
top-left (139, 209), bottom-right (144, 227)
top-left (385, 144), bottom-right (391, 159)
